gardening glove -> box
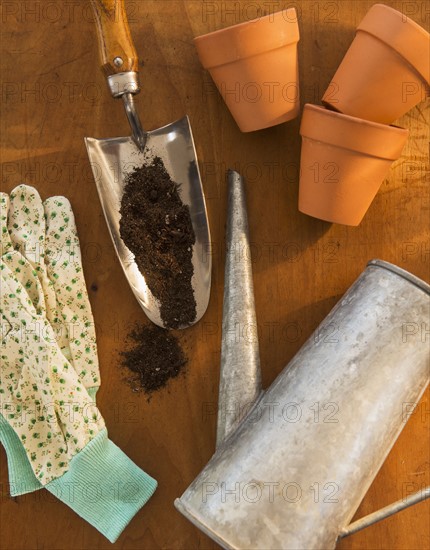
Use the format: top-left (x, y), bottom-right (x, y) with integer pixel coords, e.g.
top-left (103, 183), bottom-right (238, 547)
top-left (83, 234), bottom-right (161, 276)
top-left (0, 186), bottom-right (100, 496)
top-left (0, 192), bottom-right (43, 495)
top-left (7, 185), bottom-right (100, 393)
top-left (0, 259), bottom-right (157, 542)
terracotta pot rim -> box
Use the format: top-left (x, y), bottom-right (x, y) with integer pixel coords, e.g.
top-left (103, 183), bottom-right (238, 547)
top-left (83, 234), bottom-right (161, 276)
top-left (300, 104), bottom-right (409, 160)
top-left (194, 8), bottom-right (299, 69)
top-left (367, 4), bottom-right (429, 39)
top-left (194, 8), bottom-right (297, 41)
top-left (357, 3), bottom-right (430, 84)
top-left (199, 42), bottom-right (299, 71)
top-left (301, 104), bottom-right (408, 134)
top-left (300, 135), bottom-right (402, 162)
top-left (298, 208), bottom-right (360, 227)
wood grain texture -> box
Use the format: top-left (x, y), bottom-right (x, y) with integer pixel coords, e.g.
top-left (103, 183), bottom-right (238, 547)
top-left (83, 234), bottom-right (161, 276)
top-left (89, 0), bottom-right (139, 75)
top-left (0, 1), bottom-right (429, 549)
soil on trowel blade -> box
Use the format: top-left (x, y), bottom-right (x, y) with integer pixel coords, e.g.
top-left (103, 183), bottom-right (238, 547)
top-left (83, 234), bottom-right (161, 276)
top-left (119, 157), bottom-right (196, 328)
top-left (121, 324), bottom-right (188, 395)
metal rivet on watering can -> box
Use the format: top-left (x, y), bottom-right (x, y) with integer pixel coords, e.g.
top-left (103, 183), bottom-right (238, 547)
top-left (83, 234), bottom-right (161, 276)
top-left (175, 170), bottom-right (430, 550)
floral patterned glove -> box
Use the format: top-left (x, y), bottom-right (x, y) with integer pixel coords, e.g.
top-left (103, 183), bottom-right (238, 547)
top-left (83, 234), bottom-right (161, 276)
top-left (7, 185), bottom-right (100, 392)
top-left (0, 257), bottom-right (157, 542)
top-left (0, 186), bottom-right (100, 496)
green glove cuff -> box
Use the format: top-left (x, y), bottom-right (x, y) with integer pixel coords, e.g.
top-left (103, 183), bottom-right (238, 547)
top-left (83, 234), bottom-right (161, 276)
top-left (0, 414), bottom-right (42, 496)
top-left (45, 428), bottom-right (157, 543)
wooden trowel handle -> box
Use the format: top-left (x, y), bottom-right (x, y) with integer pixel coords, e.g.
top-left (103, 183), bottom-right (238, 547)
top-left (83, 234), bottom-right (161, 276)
top-left (89, 0), bottom-right (138, 76)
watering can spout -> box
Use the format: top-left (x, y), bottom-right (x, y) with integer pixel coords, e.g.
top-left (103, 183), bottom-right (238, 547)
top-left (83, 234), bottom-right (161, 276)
top-left (216, 170), bottom-right (263, 448)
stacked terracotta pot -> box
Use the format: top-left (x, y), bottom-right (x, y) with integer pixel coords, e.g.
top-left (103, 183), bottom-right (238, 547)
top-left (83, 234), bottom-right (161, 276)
top-left (299, 4), bottom-right (430, 226)
top-left (193, 4), bottom-right (428, 226)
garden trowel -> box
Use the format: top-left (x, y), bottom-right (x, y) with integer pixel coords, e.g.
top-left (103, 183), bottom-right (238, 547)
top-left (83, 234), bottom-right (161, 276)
top-left (85, 0), bottom-right (211, 329)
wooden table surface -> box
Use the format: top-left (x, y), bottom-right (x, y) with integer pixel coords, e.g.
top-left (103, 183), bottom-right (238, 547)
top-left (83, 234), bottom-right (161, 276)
top-left (1, 1), bottom-right (429, 549)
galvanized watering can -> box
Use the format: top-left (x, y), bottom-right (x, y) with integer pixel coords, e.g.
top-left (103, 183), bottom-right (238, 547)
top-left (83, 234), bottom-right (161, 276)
top-left (175, 171), bottom-right (430, 549)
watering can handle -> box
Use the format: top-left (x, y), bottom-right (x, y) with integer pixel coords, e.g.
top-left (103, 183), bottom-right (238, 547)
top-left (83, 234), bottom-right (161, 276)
top-left (89, 0), bottom-right (140, 95)
top-left (340, 486), bottom-right (430, 539)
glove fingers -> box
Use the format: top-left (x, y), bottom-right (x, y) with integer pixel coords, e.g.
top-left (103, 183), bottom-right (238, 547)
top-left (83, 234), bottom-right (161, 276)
top-left (44, 197), bottom-right (100, 390)
top-left (2, 251), bottom-right (46, 315)
top-left (8, 185), bottom-right (46, 269)
top-left (8, 186), bottom-right (69, 353)
top-left (44, 197), bottom-right (82, 265)
top-left (1, 192), bottom-right (13, 254)
top-left (0, 259), bottom-right (39, 323)
top-left (0, 261), bottom-right (39, 387)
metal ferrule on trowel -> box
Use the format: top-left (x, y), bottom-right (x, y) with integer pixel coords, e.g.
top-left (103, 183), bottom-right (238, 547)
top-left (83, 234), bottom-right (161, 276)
top-left (107, 71), bottom-right (146, 151)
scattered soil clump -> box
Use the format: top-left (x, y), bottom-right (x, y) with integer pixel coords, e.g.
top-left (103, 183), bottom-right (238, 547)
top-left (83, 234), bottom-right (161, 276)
top-left (121, 324), bottom-right (187, 394)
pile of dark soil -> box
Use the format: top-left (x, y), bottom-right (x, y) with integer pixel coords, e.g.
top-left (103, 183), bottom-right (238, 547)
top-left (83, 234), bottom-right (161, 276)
top-left (119, 157), bottom-right (196, 328)
top-left (121, 324), bottom-right (187, 394)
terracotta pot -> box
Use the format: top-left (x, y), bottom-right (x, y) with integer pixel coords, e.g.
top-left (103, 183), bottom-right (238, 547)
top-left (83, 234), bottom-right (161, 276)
top-left (298, 104), bottom-right (409, 226)
top-left (194, 8), bottom-right (300, 132)
top-left (322, 4), bottom-right (430, 124)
